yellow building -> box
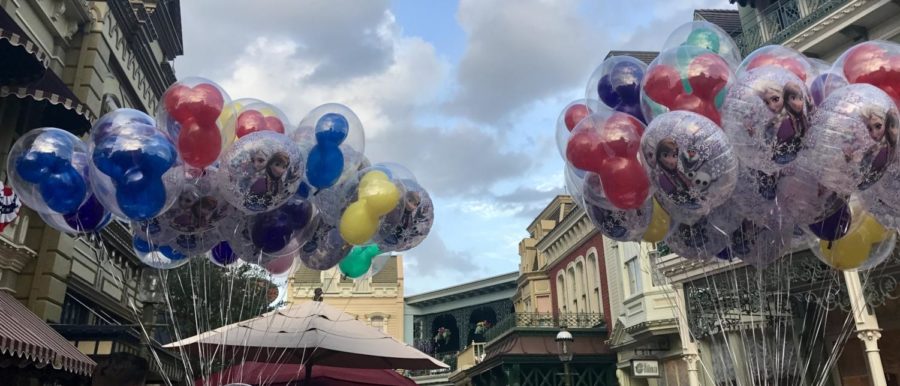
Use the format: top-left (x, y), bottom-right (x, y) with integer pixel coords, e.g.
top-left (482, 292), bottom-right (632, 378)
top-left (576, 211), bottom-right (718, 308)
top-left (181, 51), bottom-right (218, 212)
top-left (288, 255), bottom-right (406, 341)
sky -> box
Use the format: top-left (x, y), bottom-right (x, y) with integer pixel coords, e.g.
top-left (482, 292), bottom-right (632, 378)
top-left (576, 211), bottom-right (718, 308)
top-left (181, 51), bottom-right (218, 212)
top-left (175, 0), bottom-right (735, 295)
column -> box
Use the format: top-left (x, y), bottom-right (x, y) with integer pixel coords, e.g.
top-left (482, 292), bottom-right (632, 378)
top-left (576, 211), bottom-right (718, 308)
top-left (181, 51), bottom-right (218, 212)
top-left (843, 270), bottom-right (887, 386)
top-left (672, 283), bottom-right (701, 386)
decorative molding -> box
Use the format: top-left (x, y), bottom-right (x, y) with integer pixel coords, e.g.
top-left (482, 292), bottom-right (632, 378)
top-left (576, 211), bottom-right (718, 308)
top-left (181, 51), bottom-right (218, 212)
top-left (857, 329), bottom-right (882, 342)
top-left (786, 0), bottom-right (869, 50)
top-left (624, 318), bottom-right (679, 334)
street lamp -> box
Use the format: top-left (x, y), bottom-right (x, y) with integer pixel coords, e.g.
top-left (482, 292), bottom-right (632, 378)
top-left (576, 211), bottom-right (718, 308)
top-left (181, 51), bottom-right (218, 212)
top-left (556, 327), bottom-right (574, 386)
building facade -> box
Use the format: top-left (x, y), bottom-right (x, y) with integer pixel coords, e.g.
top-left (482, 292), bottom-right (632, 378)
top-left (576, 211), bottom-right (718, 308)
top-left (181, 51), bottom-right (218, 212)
top-left (288, 255), bottom-right (406, 341)
top-left (449, 195), bottom-right (617, 386)
top-left (404, 272), bottom-right (517, 386)
top-left (0, 1), bottom-right (183, 384)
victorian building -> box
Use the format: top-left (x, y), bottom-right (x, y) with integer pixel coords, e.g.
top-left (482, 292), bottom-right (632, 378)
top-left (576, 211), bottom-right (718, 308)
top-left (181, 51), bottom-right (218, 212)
top-left (446, 195), bottom-right (616, 386)
top-left (0, 1), bottom-right (183, 384)
top-left (288, 255), bottom-right (406, 342)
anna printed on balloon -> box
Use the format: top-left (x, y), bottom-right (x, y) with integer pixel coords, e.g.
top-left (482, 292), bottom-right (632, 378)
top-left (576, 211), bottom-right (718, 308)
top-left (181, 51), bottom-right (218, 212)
top-left (653, 138), bottom-right (702, 209)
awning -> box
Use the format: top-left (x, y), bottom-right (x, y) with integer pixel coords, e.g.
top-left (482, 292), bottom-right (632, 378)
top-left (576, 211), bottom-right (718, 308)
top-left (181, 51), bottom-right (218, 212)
top-left (0, 69), bottom-right (95, 135)
top-left (198, 362), bottom-right (418, 386)
top-left (0, 7), bottom-right (50, 85)
top-left (0, 290), bottom-right (96, 376)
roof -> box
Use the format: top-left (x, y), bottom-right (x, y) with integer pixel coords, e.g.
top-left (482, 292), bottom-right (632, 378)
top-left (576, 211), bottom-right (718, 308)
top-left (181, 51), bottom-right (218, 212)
top-left (405, 271), bottom-right (518, 305)
top-left (728, 0), bottom-right (758, 8)
top-left (0, 291), bottom-right (96, 376)
top-left (604, 50), bottom-right (659, 65)
top-left (694, 9), bottom-right (742, 37)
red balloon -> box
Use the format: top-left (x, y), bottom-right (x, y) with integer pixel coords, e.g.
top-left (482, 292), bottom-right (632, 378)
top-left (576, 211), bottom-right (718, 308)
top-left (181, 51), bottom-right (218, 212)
top-left (164, 83), bottom-right (225, 124)
top-left (643, 64), bottom-right (683, 107)
top-left (687, 53), bottom-right (730, 100)
top-left (599, 112), bottom-right (643, 157)
top-left (265, 116), bottom-right (286, 134)
top-left (673, 94), bottom-right (721, 126)
top-left (178, 119), bottom-right (223, 168)
top-left (747, 53), bottom-right (807, 81)
top-left (598, 157), bottom-right (650, 209)
top-left (566, 129), bottom-right (604, 173)
top-left (564, 104), bottom-right (590, 131)
top-left (844, 43), bottom-right (900, 106)
top-left (236, 110), bottom-right (266, 138)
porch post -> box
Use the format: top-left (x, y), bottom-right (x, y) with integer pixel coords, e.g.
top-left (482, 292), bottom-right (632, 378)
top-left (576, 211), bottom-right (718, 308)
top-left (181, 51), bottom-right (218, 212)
top-left (673, 283), bottom-right (701, 386)
top-left (843, 271), bottom-right (887, 386)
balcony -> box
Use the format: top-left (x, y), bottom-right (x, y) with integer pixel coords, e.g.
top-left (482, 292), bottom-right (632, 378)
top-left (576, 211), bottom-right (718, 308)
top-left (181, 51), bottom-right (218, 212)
top-left (484, 312), bottom-right (604, 342)
top-left (735, 0), bottom-right (849, 54)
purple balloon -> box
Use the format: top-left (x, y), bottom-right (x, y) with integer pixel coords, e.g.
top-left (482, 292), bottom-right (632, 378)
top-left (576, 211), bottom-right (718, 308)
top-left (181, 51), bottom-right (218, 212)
top-left (597, 59), bottom-right (646, 122)
top-left (251, 211), bottom-right (294, 253)
top-left (211, 241), bottom-right (238, 266)
top-left (62, 195), bottom-right (110, 232)
top-left (808, 201), bottom-right (851, 241)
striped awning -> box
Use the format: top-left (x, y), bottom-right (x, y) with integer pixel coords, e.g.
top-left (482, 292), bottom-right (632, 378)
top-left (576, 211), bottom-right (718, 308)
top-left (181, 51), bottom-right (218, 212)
top-left (0, 70), bottom-right (95, 134)
top-left (0, 7), bottom-right (50, 85)
top-left (0, 290), bottom-right (96, 376)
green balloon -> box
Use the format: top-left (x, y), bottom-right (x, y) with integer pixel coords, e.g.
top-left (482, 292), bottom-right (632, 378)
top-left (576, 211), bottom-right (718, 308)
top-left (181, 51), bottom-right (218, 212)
top-left (683, 28), bottom-right (720, 54)
top-left (339, 245), bottom-right (381, 279)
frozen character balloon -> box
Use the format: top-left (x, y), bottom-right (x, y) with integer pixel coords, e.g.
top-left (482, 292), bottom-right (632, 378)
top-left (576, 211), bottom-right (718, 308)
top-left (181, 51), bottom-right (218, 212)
top-left (642, 111), bottom-right (738, 223)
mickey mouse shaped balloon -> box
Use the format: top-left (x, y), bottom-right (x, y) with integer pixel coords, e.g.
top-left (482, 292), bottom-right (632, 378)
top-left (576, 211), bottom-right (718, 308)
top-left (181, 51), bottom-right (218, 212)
top-left (89, 109), bottom-right (182, 221)
top-left (8, 128), bottom-right (89, 216)
top-left (641, 46), bottom-right (734, 125)
top-left (157, 77), bottom-right (236, 169)
top-left (585, 56), bottom-right (647, 122)
top-left (299, 103), bottom-right (366, 191)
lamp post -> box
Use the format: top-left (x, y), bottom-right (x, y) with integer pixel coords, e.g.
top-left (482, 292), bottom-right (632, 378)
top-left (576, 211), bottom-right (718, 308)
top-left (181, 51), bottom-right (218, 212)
top-left (556, 327), bottom-right (574, 386)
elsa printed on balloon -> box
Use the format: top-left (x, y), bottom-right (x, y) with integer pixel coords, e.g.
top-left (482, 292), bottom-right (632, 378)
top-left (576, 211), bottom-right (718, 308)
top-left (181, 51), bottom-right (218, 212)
top-left (653, 138), bottom-right (698, 208)
top-left (857, 105), bottom-right (898, 189)
top-left (760, 80), bottom-right (811, 164)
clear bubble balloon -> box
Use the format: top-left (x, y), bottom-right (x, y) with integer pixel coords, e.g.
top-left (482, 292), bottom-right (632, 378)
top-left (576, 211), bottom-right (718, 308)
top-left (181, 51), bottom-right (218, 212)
top-left (138, 250), bottom-right (191, 270)
top-left (158, 167), bottom-right (234, 235)
top-left (8, 128), bottom-right (90, 215)
top-left (156, 77), bottom-right (235, 169)
top-left (564, 164), bottom-right (587, 208)
top-left (662, 21), bottom-right (742, 69)
top-left (836, 40), bottom-right (900, 107)
top-left (711, 201), bottom-right (793, 268)
top-left (583, 197), bottom-right (651, 242)
top-left (217, 215), bottom-right (262, 262)
top-left (641, 111), bottom-right (739, 223)
top-left (297, 217), bottom-right (351, 270)
top-left (557, 100), bottom-right (606, 158)
top-left (738, 45), bottom-right (815, 85)
top-left (373, 179), bottom-right (434, 252)
top-left (38, 195), bottom-right (112, 234)
top-left (796, 84), bottom-right (899, 195)
top-left (812, 212), bottom-right (896, 271)
top-left (217, 131), bottom-right (305, 214)
top-left (234, 101), bottom-right (290, 139)
top-left (586, 56), bottom-right (647, 122)
top-left (641, 46), bottom-right (734, 125)
top-left (89, 109), bottom-right (183, 221)
top-left (664, 215), bottom-right (730, 260)
top-left (169, 231), bottom-right (221, 257)
top-left (297, 104), bottom-right (365, 190)
top-left (722, 67), bottom-right (812, 172)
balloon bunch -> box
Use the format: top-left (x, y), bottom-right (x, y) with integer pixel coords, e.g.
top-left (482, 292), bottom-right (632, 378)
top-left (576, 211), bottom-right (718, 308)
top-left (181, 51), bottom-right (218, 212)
top-left (557, 22), bottom-right (900, 271)
top-left (8, 77), bottom-right (434, 279)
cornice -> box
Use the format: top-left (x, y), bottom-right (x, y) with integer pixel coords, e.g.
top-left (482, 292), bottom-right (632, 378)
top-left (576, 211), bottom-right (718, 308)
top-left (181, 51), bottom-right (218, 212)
top-left (783, 0), bottom-right (868, 50)
top-left (0, 235), bottom-right (37, 272)
top-left (539, 208), bottom-right (598, 270)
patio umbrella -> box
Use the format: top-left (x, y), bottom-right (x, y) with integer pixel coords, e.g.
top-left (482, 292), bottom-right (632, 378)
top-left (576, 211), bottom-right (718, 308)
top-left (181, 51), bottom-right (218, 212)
top-left (197, 361), bottom-right (417, 386)
top-left (165, 300), bottom-right (446, 381)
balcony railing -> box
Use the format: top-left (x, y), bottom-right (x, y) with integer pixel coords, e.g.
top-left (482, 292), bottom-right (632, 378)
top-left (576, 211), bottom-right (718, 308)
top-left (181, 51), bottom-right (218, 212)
top-left (407, 353), bottom-right (457, 377)
top-left (735, 0), bottom-right (849, 54)
top-left (484, 312), bottom-right (604, 342)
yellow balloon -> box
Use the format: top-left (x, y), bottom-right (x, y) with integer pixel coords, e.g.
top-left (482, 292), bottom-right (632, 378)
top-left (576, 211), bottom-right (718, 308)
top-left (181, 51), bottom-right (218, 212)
top-left (642, 199), bottom-right (670, 243)
top-left (340, 202), bottom-right (379, 245)
top-left (218, 101), bottom-right (242, 148)
top-left (358, 171), bottom-right (400, 215)
top-left (818, 214), bottom-right (892, 270)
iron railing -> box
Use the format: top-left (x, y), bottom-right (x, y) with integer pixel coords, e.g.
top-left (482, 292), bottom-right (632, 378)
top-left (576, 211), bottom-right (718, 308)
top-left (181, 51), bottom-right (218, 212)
top-left (484, 312), bottom-right (604, 342)
top-left (735, 0), bottom-right (850, 54)
top-left (407, 353), bottom-right (457, 377)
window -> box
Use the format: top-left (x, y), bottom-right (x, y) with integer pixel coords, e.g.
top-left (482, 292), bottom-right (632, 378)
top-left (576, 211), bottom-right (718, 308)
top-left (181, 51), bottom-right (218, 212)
top-left (626, 257), bottom-right (642, 295)
top-left (370, 316), bottom-right (386, 333)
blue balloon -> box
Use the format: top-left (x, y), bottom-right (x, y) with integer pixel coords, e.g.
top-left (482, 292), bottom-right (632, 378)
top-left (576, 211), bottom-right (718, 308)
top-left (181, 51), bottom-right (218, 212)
top-left (16, 149), bottom-right (87, 214)
top-left (63, 195), bottom-right (111, 232)
top-left (306, 145), bottom-right (344, 189)
top-left (116, 180), bottom-right (167, 221)
top-left (93, 133), bottom-right (177, 220)
top-left (133, 235), bottom-right (154, 254)
top-left (211, 242), bottom-right (238, 266)
top-left (159, 245), bottom-right (187, 260)
top-left (315, 113), bottom-right (349, 145)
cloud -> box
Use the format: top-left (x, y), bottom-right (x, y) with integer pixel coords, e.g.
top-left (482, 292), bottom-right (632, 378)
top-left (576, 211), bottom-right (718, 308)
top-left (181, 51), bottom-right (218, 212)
top-left (446, 0), bottom-right (605, 125)
top-left (403, 231), bottom-right (480, 293)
